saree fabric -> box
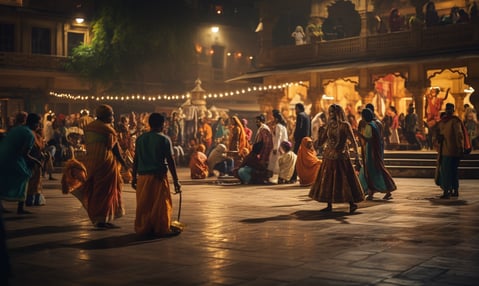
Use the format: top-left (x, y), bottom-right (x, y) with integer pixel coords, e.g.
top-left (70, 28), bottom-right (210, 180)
top-left (296, 137), bottom-right (321, 186)
top-left (359, 121), bottom-right (397, 194)
top-left (229, 116), bottom-right (250, 153)
top-left (0, 125), bottom-right (34, 201)
top-left (68, 120), bottom-right (124, 224)
top-left (189, 149), bottom-right (209, 179)
top-left (135, 174), bottom-right (172, 236)
top-left (309, 121), bottom-right (364, 203)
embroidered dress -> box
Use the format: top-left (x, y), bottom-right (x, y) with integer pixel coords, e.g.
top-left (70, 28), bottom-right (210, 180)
top-left (309, 120), bottom-right (364, 203)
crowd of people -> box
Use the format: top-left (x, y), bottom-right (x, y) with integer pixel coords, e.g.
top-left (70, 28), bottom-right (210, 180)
top-left (0, 98), bottom-right (475, 239)
top-left (0, 97), bottom-right (474, 285)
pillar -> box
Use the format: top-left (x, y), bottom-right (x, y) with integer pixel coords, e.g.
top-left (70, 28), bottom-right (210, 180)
top-left (452, 92), bottom-right (468, 119)
top-left (357, 88), bottom-right (375, 106)
top-left (308, 86), bottom-right (323, 116)
top-left (465, 77), bottom-right (479, 111)
top-left (258, 89), bottom-right (285, 120)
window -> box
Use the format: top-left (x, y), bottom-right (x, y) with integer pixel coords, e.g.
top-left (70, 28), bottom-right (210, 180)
top-left (0, 23), bottom-right (14, 52)
top-left (31, 27), bottom-right (51, 54)
top-left (67, 32), bottom-right (84, 55)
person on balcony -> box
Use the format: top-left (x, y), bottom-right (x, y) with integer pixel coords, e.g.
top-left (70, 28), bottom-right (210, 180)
top-left (389, 8), bottom-right (404, 32)
top-left (306, 17), bottom-right (323, 43)
top-left (425, 1), bottom-right (440, 27)
top-left (291, 25), bottom-right (306, 45)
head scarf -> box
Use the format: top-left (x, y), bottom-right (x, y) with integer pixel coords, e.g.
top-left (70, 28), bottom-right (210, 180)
top-left (295, 137), bottom-right (321, 186)
top-left (207, 144), bottom-right (227, 170)
top-left (280, 140), bottom-right (292, 152)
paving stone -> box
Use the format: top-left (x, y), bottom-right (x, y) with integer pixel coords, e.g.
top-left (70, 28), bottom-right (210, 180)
top-left (3, 167), bottom-right (479, 285)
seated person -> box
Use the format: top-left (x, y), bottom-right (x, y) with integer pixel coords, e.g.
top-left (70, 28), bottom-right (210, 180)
top-left (296, 137), bottom-right (322, 187)
top-left (189, 144), bottom-right (209, 179)
top-left (277, 141), bottom-right (297, 184)
top-left (207, 143), bottom-right (234, 176)
top-left (233, 141), bottom-right (269, 184)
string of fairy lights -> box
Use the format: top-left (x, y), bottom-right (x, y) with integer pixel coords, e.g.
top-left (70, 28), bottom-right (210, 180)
top-left (48, 82), bottom-right (307, 102)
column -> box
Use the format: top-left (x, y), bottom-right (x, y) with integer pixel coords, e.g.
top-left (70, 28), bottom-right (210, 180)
top-left (308, 86), bottom-right (323, 116)
top-left (452, 92), bottom-right (468, 119)
top-left (357, 88), bottom-right (375, 106)
top-left (258, 89), bottom-right (285, 120)
top-left (465, 77), bottom-right (479, 110)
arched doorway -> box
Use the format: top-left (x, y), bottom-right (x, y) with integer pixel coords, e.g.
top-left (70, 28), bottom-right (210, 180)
top-left (322, 0), bottom-right (361, 40)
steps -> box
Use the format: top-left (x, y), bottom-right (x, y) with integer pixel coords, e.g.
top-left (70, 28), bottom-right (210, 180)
top-left (383, 150), bottom-right (479, 179)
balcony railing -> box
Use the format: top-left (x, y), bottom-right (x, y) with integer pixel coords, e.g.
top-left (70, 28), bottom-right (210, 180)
top-left (259, 23), bottom-right (479, 68)
top-left (0, 52), bottom-right (67, 71)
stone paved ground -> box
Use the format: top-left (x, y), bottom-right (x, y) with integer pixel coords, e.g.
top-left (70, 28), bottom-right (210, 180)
top-left (3, 168), bottom-right (479, 286)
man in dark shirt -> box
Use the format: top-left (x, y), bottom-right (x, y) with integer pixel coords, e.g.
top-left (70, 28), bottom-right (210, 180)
top-left (291, 103), bottom-right (311, 183)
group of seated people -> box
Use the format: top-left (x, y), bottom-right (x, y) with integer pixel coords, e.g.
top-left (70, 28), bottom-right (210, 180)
top-left (188, 137), bottom-right (323, 186)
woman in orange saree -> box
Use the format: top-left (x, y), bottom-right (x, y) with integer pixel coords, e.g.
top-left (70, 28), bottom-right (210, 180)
top-left (66, 104), bottom-right (126, 228)
top-left (295, 137), bottom-right (321, 186)
top-left (189, 144), bottom-right (209, 179)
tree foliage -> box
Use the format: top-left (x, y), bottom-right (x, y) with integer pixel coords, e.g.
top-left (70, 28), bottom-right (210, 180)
top-left (66, 0), bottom-right (197, 93)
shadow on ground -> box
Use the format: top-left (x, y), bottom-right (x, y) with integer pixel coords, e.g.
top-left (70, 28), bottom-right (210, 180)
top-left (240, 209), bottom-right (360, 224)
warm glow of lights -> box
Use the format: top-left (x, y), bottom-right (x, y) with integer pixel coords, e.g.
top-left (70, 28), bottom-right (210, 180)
top-left (195, 43), bottom-right (203, 54)
top-left (227, 52), bottom-right (232, 56)
top-left (48, 82), bottom-right (306, 102)
top-left (211, 26), bottom-right (219, 33)
top-left (75, 17), bottom-right (85, 24)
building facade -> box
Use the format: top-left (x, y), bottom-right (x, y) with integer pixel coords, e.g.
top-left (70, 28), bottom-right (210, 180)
top-left (232, 0), bottom-right (479, 128)
top-left (0, 0), bottom-right (260, 128)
